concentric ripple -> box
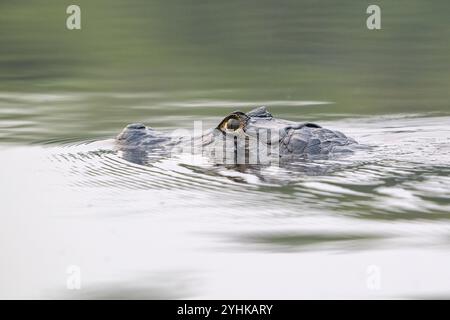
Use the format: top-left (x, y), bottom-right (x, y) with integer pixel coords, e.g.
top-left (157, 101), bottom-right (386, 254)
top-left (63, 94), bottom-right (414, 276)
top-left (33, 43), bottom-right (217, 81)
top-left (47, 114), bottom-right (450, 224)
top-left (2, 110), bottom-right (450, 299)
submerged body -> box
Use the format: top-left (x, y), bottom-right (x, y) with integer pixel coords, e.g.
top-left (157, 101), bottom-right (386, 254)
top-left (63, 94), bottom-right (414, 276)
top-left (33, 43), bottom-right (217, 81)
top-left (116, 107), bottom-right (359, 164)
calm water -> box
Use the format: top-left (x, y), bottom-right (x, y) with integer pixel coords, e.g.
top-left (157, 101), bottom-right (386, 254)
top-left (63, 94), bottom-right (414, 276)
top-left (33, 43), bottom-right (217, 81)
top-left (1, 1), bottom-right (450, 299)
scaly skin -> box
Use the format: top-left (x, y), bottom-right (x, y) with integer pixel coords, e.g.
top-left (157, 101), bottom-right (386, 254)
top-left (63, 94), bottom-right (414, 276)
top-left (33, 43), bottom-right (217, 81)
top-left (116, 107), bottom-right (359, 162)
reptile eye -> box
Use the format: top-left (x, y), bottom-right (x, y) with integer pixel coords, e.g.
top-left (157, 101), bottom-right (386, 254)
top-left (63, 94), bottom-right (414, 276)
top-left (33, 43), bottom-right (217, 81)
top-left (227, 118), bottom-right (240, 130)
top-left (217, 111), bottom-right (248, 133)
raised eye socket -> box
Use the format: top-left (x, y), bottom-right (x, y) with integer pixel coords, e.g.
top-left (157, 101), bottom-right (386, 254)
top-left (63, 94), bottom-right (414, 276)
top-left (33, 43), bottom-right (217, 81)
top-left (227, 118), bottom-right (240, 130)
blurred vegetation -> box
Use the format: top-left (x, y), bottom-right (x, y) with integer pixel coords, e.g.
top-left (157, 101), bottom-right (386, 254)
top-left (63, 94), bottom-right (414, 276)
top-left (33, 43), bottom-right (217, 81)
top-left (0, 0), bottom-right (449, 115)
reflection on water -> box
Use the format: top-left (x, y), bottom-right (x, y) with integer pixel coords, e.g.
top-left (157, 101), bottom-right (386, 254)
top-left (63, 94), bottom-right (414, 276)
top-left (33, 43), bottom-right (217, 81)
top-left (55, 273), bottom-right (196, 300)
top-left (1, 0), bottom-right (450, 299)
top-left (231, 232), bottom-right (388, 252)
top-left (2, 111), bottom-right (450, 298)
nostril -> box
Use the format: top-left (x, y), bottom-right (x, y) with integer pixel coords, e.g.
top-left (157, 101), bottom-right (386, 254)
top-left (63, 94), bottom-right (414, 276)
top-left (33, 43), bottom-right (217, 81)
top-left (227, 118), bottom-right (240, 130)
top-left (126, 123), bottom-right (146, 130)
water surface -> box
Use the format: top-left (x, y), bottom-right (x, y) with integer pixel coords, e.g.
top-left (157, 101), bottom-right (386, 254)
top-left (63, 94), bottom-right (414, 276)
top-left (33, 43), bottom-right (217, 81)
top-left (1, 1), bottom-right (450, 299)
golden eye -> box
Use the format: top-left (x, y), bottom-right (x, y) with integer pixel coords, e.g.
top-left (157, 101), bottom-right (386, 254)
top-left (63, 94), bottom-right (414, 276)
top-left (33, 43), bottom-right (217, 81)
top-left (217, 111), bottom-right (248, 132)
top-left (227, 118), bottom-right (240, 130)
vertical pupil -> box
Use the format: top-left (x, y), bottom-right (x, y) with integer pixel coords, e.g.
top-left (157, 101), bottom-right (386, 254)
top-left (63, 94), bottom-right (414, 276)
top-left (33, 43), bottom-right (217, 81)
top-left (227, 118), bottom-right (240, 130)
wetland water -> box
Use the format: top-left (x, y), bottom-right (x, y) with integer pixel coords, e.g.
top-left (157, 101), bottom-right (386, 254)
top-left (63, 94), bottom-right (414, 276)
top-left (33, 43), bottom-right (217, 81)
top-left (0, 1), bottom-right (450, 298)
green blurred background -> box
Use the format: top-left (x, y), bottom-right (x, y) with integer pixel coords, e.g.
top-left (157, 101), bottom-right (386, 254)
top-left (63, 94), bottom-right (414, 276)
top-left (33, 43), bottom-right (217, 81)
top-left (0, 0), bottom-right (449, 143)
